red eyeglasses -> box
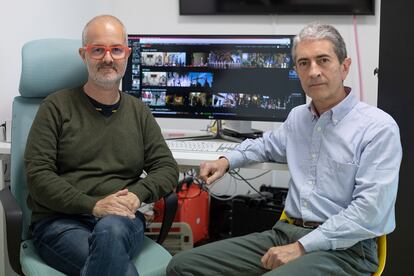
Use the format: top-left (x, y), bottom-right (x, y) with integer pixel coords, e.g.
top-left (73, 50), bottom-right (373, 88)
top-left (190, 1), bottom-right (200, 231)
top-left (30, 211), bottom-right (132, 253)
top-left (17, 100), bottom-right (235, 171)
top-left (84, 45), bottom-right (130, 60)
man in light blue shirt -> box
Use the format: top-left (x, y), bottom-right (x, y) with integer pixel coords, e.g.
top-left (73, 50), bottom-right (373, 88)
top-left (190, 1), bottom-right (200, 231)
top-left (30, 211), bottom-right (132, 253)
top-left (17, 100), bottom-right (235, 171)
top-left (167, 23), bottom-right (402, 276)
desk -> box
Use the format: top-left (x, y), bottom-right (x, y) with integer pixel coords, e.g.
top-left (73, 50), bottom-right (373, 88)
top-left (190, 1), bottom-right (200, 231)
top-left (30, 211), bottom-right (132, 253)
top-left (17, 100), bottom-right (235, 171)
top-left (0, 142), bottom-right (11, 190)
top-left (0, 142), bottom-right (11, 155)
top-left (171, 150), bottom-right (288, 171)
top-left (0, 142), bottom-right (14, 276)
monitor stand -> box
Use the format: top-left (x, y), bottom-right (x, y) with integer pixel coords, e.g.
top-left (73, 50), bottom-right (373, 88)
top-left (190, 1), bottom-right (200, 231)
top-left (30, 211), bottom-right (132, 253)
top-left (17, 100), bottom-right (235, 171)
top-left (210, 120), bottom-right (263, 142)
top-left (168, 120), bottom-right (263, 142)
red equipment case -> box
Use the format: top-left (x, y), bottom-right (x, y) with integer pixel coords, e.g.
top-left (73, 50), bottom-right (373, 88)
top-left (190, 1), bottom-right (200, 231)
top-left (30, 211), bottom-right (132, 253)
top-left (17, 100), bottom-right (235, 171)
top-left (153, 182), bottom-right (209, 244)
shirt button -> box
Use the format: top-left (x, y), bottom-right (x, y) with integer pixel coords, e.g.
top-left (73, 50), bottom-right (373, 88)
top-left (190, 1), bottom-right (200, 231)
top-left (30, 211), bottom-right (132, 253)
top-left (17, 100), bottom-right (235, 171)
top-left (312, 153), bottom-right (317, 160)
top-left (333, 119), bottom-right (338, 124)
top-left (303, 201), bottom-right (308, 207)
top-left (317, 127), bottom-right (322, 132)
top-left (308, 180), bottom-right (313, 185)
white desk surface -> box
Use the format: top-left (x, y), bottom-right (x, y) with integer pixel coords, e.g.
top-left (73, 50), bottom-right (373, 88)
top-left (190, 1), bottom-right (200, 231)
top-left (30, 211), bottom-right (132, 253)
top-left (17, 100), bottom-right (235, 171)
top-left (167, 136), bottom-right (288, 170)
top-left (0, 142), bottom-right (11, 155)
top-left (171, 150), bottom-right (288, 171)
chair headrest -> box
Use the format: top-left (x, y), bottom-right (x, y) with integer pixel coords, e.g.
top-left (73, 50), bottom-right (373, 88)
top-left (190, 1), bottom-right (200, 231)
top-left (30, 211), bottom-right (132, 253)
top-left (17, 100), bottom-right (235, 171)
top-left (19, 39), bottom-right (88, 98)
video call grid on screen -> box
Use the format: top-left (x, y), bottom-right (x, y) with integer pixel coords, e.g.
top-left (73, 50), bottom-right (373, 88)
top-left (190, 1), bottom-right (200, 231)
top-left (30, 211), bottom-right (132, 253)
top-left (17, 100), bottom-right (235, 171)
top-left (122, 35), bottom-right (306, 122)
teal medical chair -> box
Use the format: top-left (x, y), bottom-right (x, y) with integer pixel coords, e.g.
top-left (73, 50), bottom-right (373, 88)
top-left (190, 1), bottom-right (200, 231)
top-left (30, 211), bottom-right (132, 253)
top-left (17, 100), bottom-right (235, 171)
top-left (0, 39), bottom-right (177, 275)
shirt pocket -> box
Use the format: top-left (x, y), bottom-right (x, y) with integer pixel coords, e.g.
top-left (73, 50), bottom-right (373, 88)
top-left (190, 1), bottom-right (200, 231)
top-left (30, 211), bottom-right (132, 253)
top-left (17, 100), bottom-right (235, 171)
top-left (318, 156), bottom-right (359, 205)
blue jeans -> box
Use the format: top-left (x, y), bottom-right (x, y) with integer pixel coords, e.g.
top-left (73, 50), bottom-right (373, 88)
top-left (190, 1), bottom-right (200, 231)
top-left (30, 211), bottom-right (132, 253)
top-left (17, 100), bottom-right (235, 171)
top-left (32, 212), bottom-right (145, 276)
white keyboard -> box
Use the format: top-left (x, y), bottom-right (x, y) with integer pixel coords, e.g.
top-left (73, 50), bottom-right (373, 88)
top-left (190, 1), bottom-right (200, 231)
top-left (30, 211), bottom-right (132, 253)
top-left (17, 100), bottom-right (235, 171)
top-left (166, 140), bottom-right (239, 153)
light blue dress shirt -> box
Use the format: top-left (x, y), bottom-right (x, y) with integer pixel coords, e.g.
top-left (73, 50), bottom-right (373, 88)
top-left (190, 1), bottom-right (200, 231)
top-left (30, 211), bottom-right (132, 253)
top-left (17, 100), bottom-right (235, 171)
top-left (224, 89), bottom-right (402, 252)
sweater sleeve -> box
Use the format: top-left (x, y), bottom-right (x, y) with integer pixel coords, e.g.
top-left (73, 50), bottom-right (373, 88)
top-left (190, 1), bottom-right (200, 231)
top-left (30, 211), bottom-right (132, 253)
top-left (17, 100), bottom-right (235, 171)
top-left (25, 100), bottom-right (99, 215)
top-left (127, 106), bottom-right (179, 203)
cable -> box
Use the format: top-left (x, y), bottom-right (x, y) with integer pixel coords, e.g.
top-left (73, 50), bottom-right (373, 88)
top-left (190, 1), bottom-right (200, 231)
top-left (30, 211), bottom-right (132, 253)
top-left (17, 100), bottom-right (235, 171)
top-left (217, 173), bottom-right (238, 195)
top-left (188, 165), bottom-right (269, 201)
top-left (229, 168), bottom-right (272, 181)
top-left (353, 15), bottom-right (364, 101)
top-left (208, 192), bottom-right (239, 201)
top-left (196, 177), bottom-right (240, 201)
top-left (176, 175), bottom-right (205, 200)
top-left (228, 170), bottom-right (267, 198)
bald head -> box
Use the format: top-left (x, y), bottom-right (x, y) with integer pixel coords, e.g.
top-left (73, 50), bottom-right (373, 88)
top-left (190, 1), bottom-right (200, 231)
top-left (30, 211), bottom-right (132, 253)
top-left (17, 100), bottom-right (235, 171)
top-left (82, 15), bottom-right (127, 46)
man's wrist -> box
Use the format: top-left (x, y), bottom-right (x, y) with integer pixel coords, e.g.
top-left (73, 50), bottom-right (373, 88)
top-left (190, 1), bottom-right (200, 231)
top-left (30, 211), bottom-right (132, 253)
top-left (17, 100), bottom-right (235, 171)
top-left (296, 241), bottom-right (306, 255)
top-left (218, 156), bottom-right (230, 172)
top-left (298, 229), bottom-right (331, 252)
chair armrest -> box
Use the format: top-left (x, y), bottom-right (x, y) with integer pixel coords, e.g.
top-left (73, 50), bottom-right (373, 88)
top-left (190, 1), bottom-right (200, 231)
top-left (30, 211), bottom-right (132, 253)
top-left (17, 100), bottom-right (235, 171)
top-left (156, 192), bottom-right (178, 244)
top-left (0, 186), bottom-right (23, 275)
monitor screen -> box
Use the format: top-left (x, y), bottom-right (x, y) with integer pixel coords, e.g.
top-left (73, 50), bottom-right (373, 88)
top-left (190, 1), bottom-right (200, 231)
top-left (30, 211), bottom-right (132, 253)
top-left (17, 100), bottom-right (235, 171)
top-left (122, 35), bottom-right (306, 122)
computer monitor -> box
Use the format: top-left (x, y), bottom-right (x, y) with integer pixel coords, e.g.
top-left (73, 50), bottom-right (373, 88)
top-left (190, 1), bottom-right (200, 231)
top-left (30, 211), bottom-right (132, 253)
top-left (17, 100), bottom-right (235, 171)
top-left (122, 35), bottom-right (306, 136)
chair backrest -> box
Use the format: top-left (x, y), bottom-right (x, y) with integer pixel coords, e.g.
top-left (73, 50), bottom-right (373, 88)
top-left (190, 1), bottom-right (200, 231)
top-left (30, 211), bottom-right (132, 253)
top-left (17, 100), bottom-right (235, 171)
top-left (373, 235), bottom-right (386, 276)
top-left (11, 39), bottom-right (88, 240)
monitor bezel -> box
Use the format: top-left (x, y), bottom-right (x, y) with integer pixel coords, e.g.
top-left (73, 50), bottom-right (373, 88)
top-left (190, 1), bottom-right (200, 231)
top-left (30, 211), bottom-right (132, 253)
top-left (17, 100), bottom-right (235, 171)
top-left (179, 0), bottom-right (375, 16)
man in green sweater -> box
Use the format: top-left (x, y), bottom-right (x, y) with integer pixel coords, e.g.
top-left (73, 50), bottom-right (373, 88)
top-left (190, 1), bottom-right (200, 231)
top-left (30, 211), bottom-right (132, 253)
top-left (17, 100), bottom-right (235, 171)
top-left (24, 15), bottom-right (178, 276)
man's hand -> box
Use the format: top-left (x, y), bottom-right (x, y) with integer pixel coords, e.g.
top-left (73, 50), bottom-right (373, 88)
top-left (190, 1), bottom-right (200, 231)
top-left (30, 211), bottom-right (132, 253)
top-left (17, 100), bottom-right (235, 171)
top-left (199, 158), bottom-right (229, 185)
top-left (92, 189), bottom-right (140, 219)
top-left (261, 242), bottom-right (305, 270)
top-left (118, 191), bottom-right (141, 214)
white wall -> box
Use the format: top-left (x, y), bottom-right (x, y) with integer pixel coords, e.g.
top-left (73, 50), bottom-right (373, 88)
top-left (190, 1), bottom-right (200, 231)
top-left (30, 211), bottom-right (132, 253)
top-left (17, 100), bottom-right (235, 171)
top-left (0, 0), bottom-right (115, 125)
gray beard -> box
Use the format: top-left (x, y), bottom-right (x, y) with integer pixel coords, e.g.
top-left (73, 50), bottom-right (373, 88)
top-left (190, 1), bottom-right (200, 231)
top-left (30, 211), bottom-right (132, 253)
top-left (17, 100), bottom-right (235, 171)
top-left (86, 60), bottom-right (125, 90)
top-left (91, 73), bottom-right (122, 90)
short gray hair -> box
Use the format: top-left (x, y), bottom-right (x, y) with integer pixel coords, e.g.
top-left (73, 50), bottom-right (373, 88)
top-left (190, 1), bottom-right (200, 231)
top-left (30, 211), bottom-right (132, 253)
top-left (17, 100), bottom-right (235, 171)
top-left (292, 23), bottom-right (347, 64)
top-left (82, 15), bottom-right (128, 46)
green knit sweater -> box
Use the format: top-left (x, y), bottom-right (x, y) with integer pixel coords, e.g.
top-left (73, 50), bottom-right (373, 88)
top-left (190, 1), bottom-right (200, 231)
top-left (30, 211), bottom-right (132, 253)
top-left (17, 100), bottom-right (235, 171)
top-left (25, 87), bottom-right (178, 223)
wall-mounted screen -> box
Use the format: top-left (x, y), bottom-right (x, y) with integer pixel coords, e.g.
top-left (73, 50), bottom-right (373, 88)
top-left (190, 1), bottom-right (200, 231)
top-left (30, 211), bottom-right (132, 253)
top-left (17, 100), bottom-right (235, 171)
top-left (179, 0), bottom-right (375, 15)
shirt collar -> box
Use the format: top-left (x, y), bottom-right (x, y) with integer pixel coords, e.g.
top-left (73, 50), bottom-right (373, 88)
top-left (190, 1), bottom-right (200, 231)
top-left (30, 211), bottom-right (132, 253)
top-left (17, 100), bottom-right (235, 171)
top-left (306, 87), bottom-right (359, 124)
top-left (330, 87), bottom-right (359, 125)
top-left (307, 102), bottom-right (319, 121)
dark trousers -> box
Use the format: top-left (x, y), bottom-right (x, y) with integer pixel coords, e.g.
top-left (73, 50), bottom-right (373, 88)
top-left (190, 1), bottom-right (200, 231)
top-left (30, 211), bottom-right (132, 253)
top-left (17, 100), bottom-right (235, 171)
top-left (32, 213), bottom-right (146, 276)
top-left (167, 220), bottom-right (378, 276)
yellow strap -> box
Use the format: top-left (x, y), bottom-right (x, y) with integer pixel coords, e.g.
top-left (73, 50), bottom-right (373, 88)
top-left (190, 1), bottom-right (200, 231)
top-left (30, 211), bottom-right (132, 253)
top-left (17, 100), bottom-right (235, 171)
top-left (279, 210), bottom-right (294, 224)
